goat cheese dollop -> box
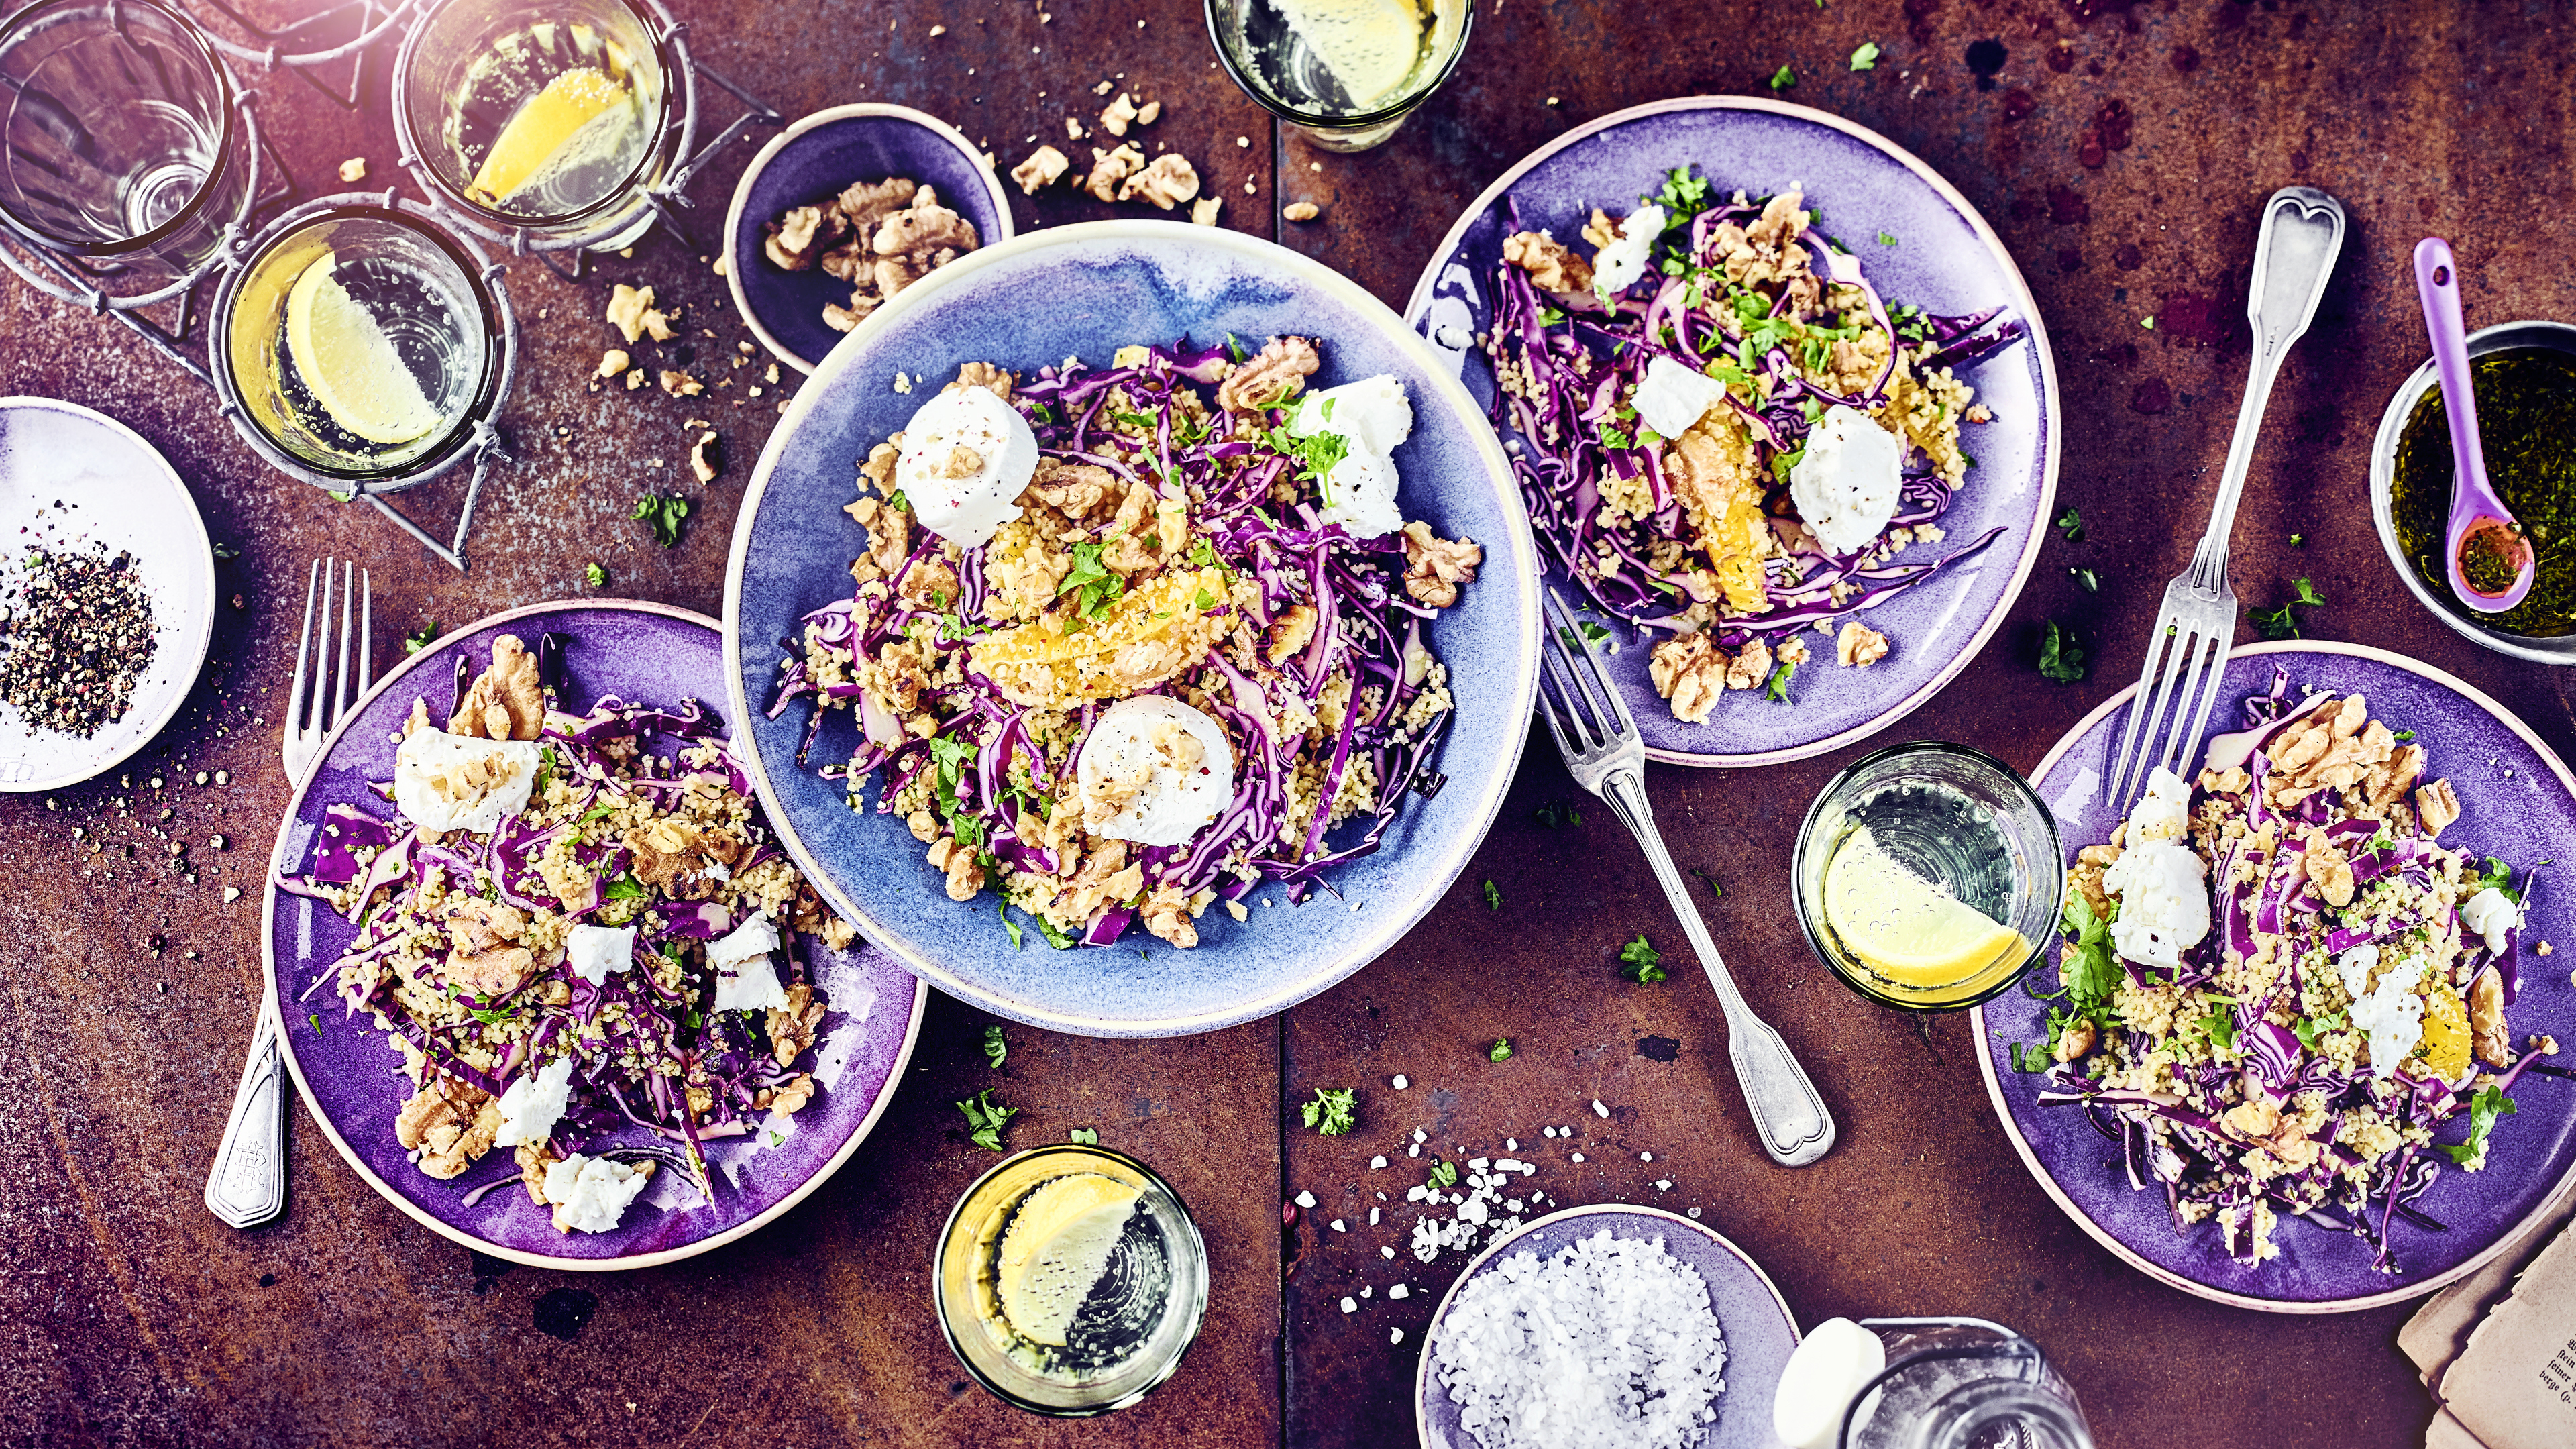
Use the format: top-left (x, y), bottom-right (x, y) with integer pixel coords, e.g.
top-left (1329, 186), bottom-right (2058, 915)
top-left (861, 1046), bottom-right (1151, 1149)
top-left (2127, 766), bottom-right (2195, 843)
top-left (1788, 405), bottom-right (1904, 557)
top-left (1590, 203), bottom-right (1665, 303)
top-left (1076, 696), bottom-right (1235, 847)
top-left (493, 1056), bottom-right (576, 1150)
top-left (543, 1152), bottom-right (652, 1234)
top-left (2103, 839), bottom-right (2210, 969)
top-left (392, 729), bottom-right (543, 835)
top-left (1631, 354), bottom-right (1731, 440)
top-left (1293, 375), bottom-right (1413, 538)
top-left (892, 384), bottom-right (1039, 548)
top-left (2337, 945), bottom-right (2430, 1079)
top-left (566, 922), bottom-right (635, 986)
top-left (708, 911), bottom-right (788, 1014)
top-left (2460, 885), bottom-right (2520, 957)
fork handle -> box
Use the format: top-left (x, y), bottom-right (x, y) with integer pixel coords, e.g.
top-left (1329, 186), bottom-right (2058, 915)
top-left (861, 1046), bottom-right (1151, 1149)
top-left (203, 997), bottom-right (289, 1230)
top-left (1601, 769), bottom-right (1838, 1167)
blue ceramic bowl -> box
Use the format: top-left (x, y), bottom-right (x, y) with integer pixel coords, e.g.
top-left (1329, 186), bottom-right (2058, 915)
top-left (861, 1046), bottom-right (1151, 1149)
top-left (722, 103), bottom-right (1014, 374)
top-left (722, 221), bottom-right (1542, 1036)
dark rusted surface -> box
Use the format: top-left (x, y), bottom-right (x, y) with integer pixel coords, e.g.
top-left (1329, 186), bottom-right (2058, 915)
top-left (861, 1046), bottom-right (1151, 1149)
top-left (5, 0), bottom-right (2572, 1445)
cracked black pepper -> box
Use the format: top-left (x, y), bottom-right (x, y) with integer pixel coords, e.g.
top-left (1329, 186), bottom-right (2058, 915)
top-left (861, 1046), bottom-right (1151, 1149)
top-left (0, 545), bottom-right (155, 737)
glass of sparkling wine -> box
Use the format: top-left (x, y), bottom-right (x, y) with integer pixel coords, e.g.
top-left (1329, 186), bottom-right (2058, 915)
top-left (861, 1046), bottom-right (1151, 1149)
top-left (1792, 742), bottom-right (2061, 1012)
top-left (1206, 0), bottom-right (1474, 153)
top-left (0, 0), bottom-right (252, 278)
top-left (213, 203), bottom-right (504, 484)
top-left (396, 0), bottom-right (676, 249)
top-left (933, 1143), bottom-right (1209, 1417)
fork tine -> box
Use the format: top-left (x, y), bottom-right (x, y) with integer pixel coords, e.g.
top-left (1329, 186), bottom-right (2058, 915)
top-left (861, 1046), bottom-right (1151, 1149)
top-left (333, 559), bottom-right (356, 731)
top-left (305, 559), bottom-right (335, 741)
top-left (2155, 633), bottom-right (2228, 781)
top-left (1538, 643), bottom-right (1597, 753)
top-left (2112, 623), bottom-right (2188, 806)
top-left (358, 568), bottom-right (374, 696)
top-left (1542, 589), bottom-right (1625, 741)
top-left (287, 559), bottom-right (320, 759)
top-left (1534, 669), bottom-right (1580, 763)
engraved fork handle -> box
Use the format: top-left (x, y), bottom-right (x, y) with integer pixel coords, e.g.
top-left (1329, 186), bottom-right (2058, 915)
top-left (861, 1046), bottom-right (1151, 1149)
top-left (204, 996), bottom-right (288, 1229)
top-left (1601, 768), bottom-right (1837, 1167)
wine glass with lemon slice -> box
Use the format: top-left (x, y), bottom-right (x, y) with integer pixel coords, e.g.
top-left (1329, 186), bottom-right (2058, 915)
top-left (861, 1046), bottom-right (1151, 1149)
top-left (933, 1144), bottom-right (1209, 1417)
top-left (212, 198), bottom-right (510, 488)
top-left (1792, 742), bottom-right (2062, 1012)
top-left (394, 0), bottom-right (679, 252)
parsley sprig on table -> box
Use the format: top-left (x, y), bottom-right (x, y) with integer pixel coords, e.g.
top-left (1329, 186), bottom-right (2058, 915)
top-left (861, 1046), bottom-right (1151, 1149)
top-left (2038, 621), bottom-right (2086, 682)
top-left (956, 1088), bottom-right (1016, 1151)
top-left (1300, 1087), bottom-right (1358, 1136)
top-left (634, 493), bottom-right (690, 549)
top-left (2251, 578), bottom-right (2327, 639)
top-left (983, 1024), bottom-right (1007, 1070)
top-left (1618, 934), bottom-right (1666, 983)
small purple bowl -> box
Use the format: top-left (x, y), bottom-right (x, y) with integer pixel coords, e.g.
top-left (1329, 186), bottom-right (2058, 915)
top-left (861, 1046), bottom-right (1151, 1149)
top-left (722, 103), bottom-right (1014, 375)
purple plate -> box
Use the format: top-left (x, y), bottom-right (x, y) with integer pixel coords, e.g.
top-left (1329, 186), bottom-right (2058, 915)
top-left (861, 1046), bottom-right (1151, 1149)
top-left (262, 600), bottom-right (926, 1269)
top-left (1414, 1204), bottom-right (1800, 1449)
top-left (1972, 641), bottom-right (2576, 1311)
top-left (1404, 97), bottom-right (2061, 767)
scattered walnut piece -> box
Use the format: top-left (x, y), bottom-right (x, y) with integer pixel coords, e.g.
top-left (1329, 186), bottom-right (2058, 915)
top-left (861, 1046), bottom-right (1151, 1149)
top-left (1136, 99), bottom-right (1161, 126)
top-left (658, 369), bottom-right (702, 397)
top-left (1835, 621), bottom-right (1889, 667)
top-left (1141, 883), bottom-right (1198, 949)
top-left (688, 431), bottom-right (722, 484)
top-left (1010, 144), bottom-right (1069, 194)
top-left (765, 984), bottom-right (828, 1070)
top-left (822, 295), bottom-right (880, 333)
top-left (1065, 116), bottom-right (1087, 142)
top-left (2052, 1018), bottom-right (2097, 1063)
top-left (337, 157), bottom-right (367, 183)
top-left (1647, 634), bottom-right (1726, 724)
top-left (1190, 196), bottom-right (1222, 226)
top-left (2415, 777), bottom-right (2460, 839)
top-left (597, 348), bottom-right (630, 379)
top-left (1216, 334), bottom-right (1320, 411)
top-left (1265, 604), bottom-right (1318, 665)
top-left (1501, 229), bottom-right (1593, 298)
top-left (1283, 201), bottom-right (1320, 223)
top-left (449, 634), bottom-right (545, 741)
top-left (1085, 142), bottom-right (1146, 202)
top-left (1722, 636), bottom-right (1773, 692)
top-left (1099, 91), bottom-right (1140, 137)
top-left (1119, 152), bottom-right (1199, 209)
top-left (395, 1076), bottom-right (501, 1180)
top-left (625, 369), bottom-right (645, 390)
top-left (926, 836), bottom-right (985, 902)
top-left (606, 284), bottom-right (655, 343)
top-left (641, 307), bottom-right (676, 342)
top-left (1399, 522), bottom-right (1481, 607)
top-left (2469, 966), bottom-right (2513, 1069)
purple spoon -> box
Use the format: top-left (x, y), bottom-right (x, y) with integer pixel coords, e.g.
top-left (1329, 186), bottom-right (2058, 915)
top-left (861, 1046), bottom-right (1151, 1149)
top-left (2414, 237), bottom-right (2536, 612)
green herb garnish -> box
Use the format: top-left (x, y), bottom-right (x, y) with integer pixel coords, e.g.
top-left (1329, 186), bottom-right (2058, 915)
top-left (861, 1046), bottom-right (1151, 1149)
top-left (983, 1024), bottom-right (1008, 1069)
top-left (1069, 1127), bottom-right (1099, 1145)
top-left (1618, 933), bottom-right (1666, 983)
top-left (2070, 567), bottom-right (2100, 593)
top-left (1484, 880), bottom-right (1503, 911)
top-left (1535, 802), bottom-right (1583, 829)
top-left (1490, 1038), bottom-right (1513, 1063)
top-left (1426, 1159), bottom-right (1458, 1190)
top-left (956, 1088), bottom-right (1016, 1151)
top-left (1768, 64), bottom-right (1797, 91)
top-left (2442, 1083), bottom-right (2517, 1166)
top-left (585, 562), bottom-right (607, 588)
top-left (602, 874), bottom-right (648, 902)
top-left (1765, 658), bottom-right (1797, 703)
top-left (1850, 41), bottom-right (1882, 70)
top-left (2054, 506), bottom-right (2085, 542)
top-left (1301, 1087), bottom-right (1358, 1136)
top-left (403, 622), bottom-right (442, 655)
top-left (2038, 621), bottom-right (2086, 683)
top-left (633, 492), bottom-right (691, 549)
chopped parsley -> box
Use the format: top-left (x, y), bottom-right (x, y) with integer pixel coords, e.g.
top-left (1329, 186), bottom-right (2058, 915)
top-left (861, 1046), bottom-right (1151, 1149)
top-left (1850, 41), bottom-right (1882, 70)
top-left (402, 621), bottom-right (442, 655)
top-left (602, 873), bottom-right (649, 902)
top-left (2476, 857), bottom-right (2522, 904)
top-left (2251, 580), bottom-right (2325, 639)
top-left (2292, 1008), bottom-right (2347, 1053)
top-left (1768, 64), bottom-right (1797, 91)
top-left (308, 1012), bottom-right (322, 1035)
top-left (2054, 892), bottom-right (2121, 1020)
top-left (1489, 1038), bottom-right (1513, 1063)
top-left (584, 561), bottom-right (607, 588)
top-left (998, 901), bottom-right (1023, 950)
top-left (2441, 1083), bottom-right (2516, 1166)
top-left (1266, 421), bottom-right (1351, 498)
top-left (1055, 540), bottom-right (1127, 627)
top-left (2070, 567), bottom-right (2100, 593)
top-left (1301, 1087), bottom-right (1358, 1136)
top-left (2393, 729), bottom-right (2416, 742)
top-left (1689, 866), bottom-right (1724, 898)
top-left (2198, 1001), bottom-right (2239, 1055)
top-left (1069, 1127), bottom-right (1099, 1145)
top-left (956, 1089), bottom-right (1016, 1151)
top-left (2054, 506), bottom-right (2085, 542)
top-left (633, 492), bottom-right (691, 549)
top-left (2038, 620), bottom-right (2086, 683)
top-left (1030, 912), bottom-right (1077, 950)
top-left (1535, 802), bottom-right (1583, 829)
top-left (2288, 532), bottom-right (2306, 547)
top-left (2007, 1040), bottom-right (2051, 1073)
top-left (1484, 879), bottom-right (1503, 911)
top-left (983, 1024), bottom-right (1008, 1069)
top-left (1764, 658), bottom-right (1798, 703)
top-left (578, 799), bottom-right (619, 826)
top-left (1617, 933), bottom-right (1666, 983)
top-left (1877, 231), bottom-right (1898, 246)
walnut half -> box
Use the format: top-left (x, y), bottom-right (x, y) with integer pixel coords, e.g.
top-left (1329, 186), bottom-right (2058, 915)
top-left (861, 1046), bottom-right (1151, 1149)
top-left (1647, 634), bottom-right (1726, 725)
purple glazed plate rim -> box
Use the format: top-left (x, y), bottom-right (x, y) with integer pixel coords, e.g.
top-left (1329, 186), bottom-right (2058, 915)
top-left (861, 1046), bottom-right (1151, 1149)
top-left (260, 598), bottom-right (929, 1271)
top-left (720, 102), bottom-right (1017, 376)
top-left (1969, 639), bottom-right (2576, 1312)
top-left (1412, 1203), bottom-right (1802, 1449)
top-left (1401, 95), bottom-right (2063, 769)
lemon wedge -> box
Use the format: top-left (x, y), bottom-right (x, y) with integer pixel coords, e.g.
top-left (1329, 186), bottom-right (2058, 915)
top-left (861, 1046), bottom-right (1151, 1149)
top-left (284, 251), bottom-right (443, 447)
top-left (1823, 825), bottom-right (2025, 989)
top-left (1272, 0), bottom-right (1428, 109)
top-left (468, 66), bottom-right (629, 206)
top-left (996, 1173), bottom-right (1141, 1346)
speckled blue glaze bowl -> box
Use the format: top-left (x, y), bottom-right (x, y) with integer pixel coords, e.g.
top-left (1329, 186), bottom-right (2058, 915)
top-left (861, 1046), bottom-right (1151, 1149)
top-left (722, 103), bottom-right (1014, 375)
top-left (722, 221), bottom-right (1541, 1037)
top-left (1976, 641), bottom-right (2576, 1311)
top-left (1415, 1204), bottom-right (1801, 1449)
top-left (1405, 96), bottom-right (2061, 768)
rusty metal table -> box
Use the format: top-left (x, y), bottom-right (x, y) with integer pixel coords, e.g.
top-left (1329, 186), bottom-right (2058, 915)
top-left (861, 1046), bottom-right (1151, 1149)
top-left (4, 1), bottom-right (2568, 1444)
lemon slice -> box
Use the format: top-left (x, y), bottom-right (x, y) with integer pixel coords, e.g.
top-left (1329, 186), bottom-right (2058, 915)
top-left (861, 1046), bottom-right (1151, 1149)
top-left (468, 66), bottom-right (629, 205)
top-left (284, 251), bottom-right (444, 447)
top-left (996, 1173), bottom-right (1141, 1346)
top-left (1272, 0), bottom-right (1428, 109)
top-left (1823, 825), bottom-right (2025, 989)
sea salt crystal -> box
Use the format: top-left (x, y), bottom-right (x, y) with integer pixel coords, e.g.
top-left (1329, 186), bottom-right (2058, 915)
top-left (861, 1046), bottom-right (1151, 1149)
top-left (1413, 1128), bottom-right (1428, 1143)
top-left (1389, 1283), bottom-right (1409, 1300)
top-left (1393, 1074), bottom-right (1410, 1089)
top-left (1370, 1207), bottom-right (1381, 1225)
top-left (1506, 1138), bottom-right (1518, 1150)
top-left (1572, 1152), bottom-right (1585, 1163)
top-left (1391, 1326), bottom-right (1406, 1345)
top-left (1592, 1099), bottom-right (1609, 1118)
top-left (1360, 1285), bottom-right (1373, 1298)
top-left (1295, 1190), bottom-right (1317, 1208)
top-left (1371, 1155), bottom-right (1389, 1169)
top-left (1688, 1207), bottom-right (1703, 1219)
top-left (1428, 1228), bottom-right (1725, 1449)
top-left (1544, 1126), bottom-right (1558, 1138)
top-left (1408, 1144), bottom-right (1421, 1157)
top-left (1656, 1180), bottom-right (1672, 1191)
top-left (1341, 1296), bottom-right (1357, 1314)
top-left (1383, 1246), bottom-right (1397, 1258)
top-left (1640, 1152), bottom-right (1653, 1163)
top-left (1469, 1157), bottom-right (1490, 1171)
top-left (1332, 1218), bottom-right (1348, 1232)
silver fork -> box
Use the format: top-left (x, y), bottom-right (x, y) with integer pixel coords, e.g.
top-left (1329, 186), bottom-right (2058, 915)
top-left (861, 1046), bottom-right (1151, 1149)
top-left (204, 560), bottom-right (372, 1230)
top-left (1536, 590), bottom-right (1836, 1167)
top-left (2101, 186), bottom-right (2346, 810)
